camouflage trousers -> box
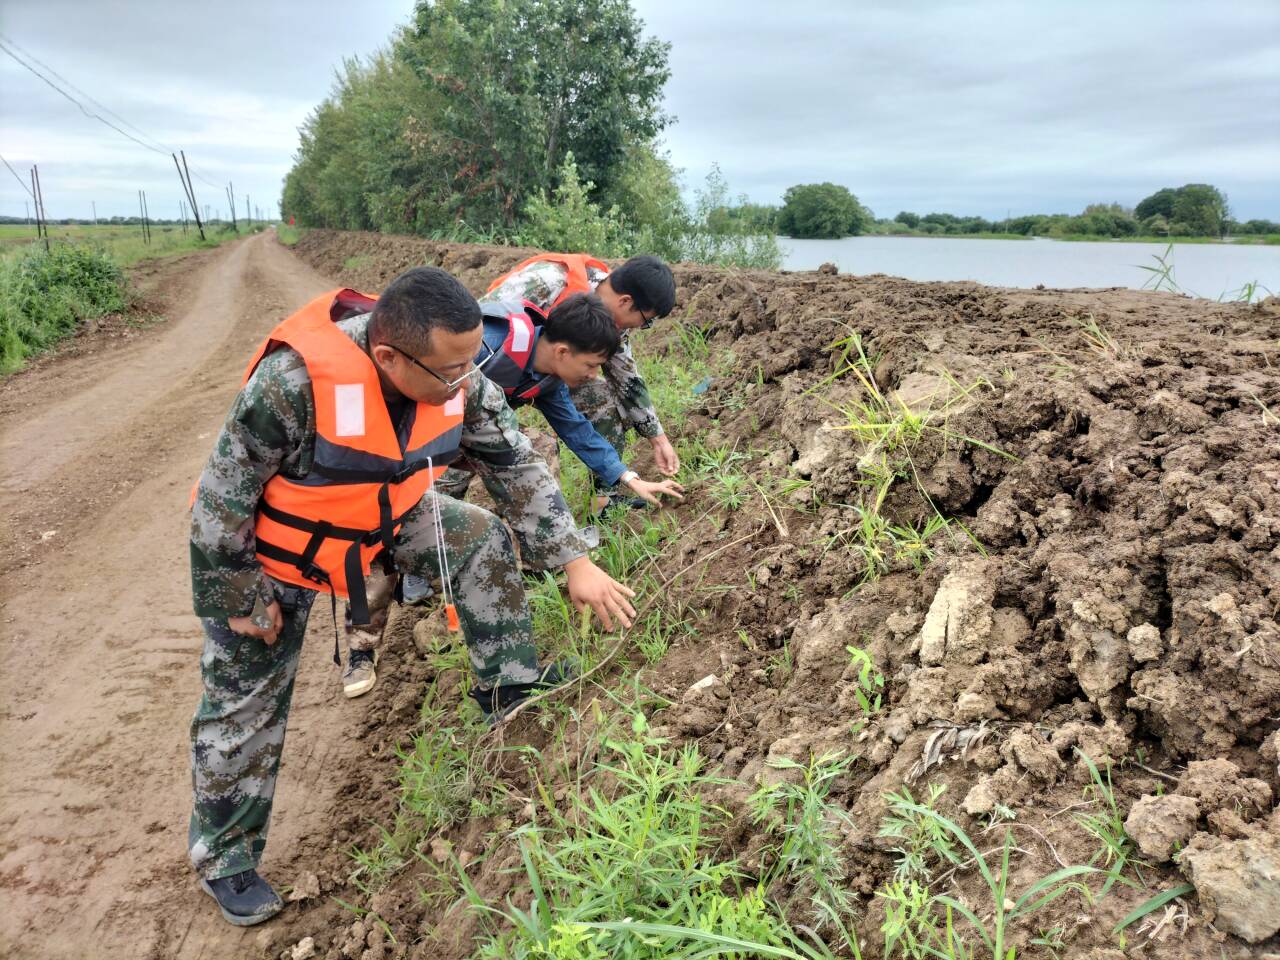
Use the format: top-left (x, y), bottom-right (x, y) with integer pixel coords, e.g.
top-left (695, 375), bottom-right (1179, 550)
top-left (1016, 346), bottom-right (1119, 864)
top-left (188, 492), bottom-right (539, 880)
top-left (568, 377), bottom-right (629, 493)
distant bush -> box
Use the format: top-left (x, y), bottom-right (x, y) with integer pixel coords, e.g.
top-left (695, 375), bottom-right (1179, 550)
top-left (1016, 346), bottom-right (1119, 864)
top-left (0, 243), bottom-right (127, 374)
top-left (521, 154), bottom-right (783, 270)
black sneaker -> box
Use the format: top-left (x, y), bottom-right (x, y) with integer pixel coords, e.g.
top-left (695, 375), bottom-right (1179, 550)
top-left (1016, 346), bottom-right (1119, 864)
top-left (199, 869), bottom-right (283, 926)
top-left (470, 661), bottom-right (576, 724)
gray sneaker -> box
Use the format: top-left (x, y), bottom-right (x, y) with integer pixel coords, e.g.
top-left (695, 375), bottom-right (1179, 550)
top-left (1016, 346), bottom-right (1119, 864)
top-left (200, 869), bottom-right (283, 926)
top-left (342, 648), bottom-right (378, 698)
top-left (401, 573), bottom-right (436, 606)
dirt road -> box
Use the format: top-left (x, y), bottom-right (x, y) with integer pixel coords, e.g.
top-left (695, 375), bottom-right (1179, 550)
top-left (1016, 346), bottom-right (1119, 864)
top-left (0, 233), bottom-right (366, 959)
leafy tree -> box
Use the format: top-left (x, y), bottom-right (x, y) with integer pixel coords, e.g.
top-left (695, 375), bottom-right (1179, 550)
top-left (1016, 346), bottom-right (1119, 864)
top-left (1172, 183), bottom-right (1229, 237)
top-left (777, 183), bottom-right (870, 238)
top-left (1135, 184), bottom-right (1229, 237)
top-left (894, 211), bottom-right (920, 228)
top-left (682, 164), bottom-right (783, 269)
top-left (284, 0), bottom-right (671, 233)
top-left (399, 0), bottom-right (670, 226)
top-left (519, 152), bottom-right (630, 256)
top-left (1135, 187), bottom-right (1177, 221)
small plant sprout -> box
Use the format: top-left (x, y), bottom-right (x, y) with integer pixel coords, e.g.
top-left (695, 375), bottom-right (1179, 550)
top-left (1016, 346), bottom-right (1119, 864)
top-left (880, 799), bottom-right (1098, 959)
top-left (1074, 750), bottom-right (1144, 893)
top-left (846, 643), bottom-right (885, 717)
top-left (1073, 313), bottom-right (1121, 358)
top-left (1135, 243), bottom-right (1185, 294)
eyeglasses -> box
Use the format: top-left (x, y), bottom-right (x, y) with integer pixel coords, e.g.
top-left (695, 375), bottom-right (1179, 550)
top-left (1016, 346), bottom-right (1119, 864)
top-left (390, 342), bottom-right (496, 389)
top-left (633, 302), bottom-right (657, 330)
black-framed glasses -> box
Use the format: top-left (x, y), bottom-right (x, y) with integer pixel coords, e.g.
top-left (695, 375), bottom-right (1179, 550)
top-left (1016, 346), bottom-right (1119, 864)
top-left (390, 342), bottom-right (496, 389)
top-left (634, 303), bottom-right (657, 330)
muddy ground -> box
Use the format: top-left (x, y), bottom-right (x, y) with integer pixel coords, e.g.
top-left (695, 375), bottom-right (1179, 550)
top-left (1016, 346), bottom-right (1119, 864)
top-left (283, 229), bottom-right (1280, 960)
top-left (3, 228), bottom-right (1277, 959)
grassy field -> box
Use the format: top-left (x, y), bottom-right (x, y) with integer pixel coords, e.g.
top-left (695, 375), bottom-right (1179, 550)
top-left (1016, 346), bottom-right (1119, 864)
top-left (0, 221), bottom-right (271, 265)
top-left (0, 221), bottom-right (267, 374)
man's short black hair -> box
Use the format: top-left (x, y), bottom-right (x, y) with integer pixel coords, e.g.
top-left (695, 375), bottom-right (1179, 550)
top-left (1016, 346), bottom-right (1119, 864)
top-left (368, 266), bottom-right (480, 354)
top-left (541, 293), bottom-right (621, 358)
top-left (606, 255), bottom-right (675, 319)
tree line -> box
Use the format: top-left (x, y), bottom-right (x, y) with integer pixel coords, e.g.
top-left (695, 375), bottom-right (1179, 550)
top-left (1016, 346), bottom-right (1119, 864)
top-left (755, 182), bottom-right (1276, 240)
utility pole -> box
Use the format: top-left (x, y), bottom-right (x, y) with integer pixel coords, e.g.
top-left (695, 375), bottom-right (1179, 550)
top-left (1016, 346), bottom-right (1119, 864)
top-left (174, 151), bottom-right (205, 241)
top-left (245, 193), bottom-right (250, 228)
top-left (31, 165), bottom-right (49, 252)
top-left (25, 200), bottom-right (30, 227)
top-left (142, 190), bottom-right (152, 244)
top-left (92, 200), bottom-right (97, 225)
top-left (138, 190), bottom-right (148, 243)
top-left (226, 182), bottom-right (237, 232)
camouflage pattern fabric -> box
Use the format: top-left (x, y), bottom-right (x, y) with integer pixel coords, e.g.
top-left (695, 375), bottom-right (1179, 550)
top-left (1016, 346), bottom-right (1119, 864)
top-left (435, 426), bottom-right (561, 504)
top-left (479, 260), bottom-right (664, 440)
top-left (190, 312), bottom-right (588, 619)
top-left (188, 312), bottom-right (586, 880)
top-left (188, 579), bottom-right (315, 880)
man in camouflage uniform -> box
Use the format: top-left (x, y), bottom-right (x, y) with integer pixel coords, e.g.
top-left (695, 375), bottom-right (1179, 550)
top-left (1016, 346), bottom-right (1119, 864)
top-left (483, 254), bottom-right (681, 502)
top-left (188, 267), bottom-right (635, 926)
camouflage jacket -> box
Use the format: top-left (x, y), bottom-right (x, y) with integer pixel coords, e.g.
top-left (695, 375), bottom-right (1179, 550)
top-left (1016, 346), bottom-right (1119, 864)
top-left (190, 313), bottom-right (589, 619)
top-left (482, 259), bottom-right (664, 439)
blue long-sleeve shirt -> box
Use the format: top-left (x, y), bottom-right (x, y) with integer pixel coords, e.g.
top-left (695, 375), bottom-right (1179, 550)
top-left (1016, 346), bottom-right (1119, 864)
top-left (479, 315), bottom-right (629, 487)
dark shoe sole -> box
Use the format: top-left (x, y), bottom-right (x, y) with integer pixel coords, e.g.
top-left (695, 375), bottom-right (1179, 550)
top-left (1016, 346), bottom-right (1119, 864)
top-left (199, 878), bottom-right (283, 927)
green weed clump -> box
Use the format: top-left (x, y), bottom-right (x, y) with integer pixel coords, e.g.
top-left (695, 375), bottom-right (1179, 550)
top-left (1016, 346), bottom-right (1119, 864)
top-left (468, 719), bottom-right (799, 959)
top-left (874, 792), bottom-right (1099, 960)
top-left (807, 327), bottom-right (1010, 584)
top-left (0, 242), bottom-right (127, 373)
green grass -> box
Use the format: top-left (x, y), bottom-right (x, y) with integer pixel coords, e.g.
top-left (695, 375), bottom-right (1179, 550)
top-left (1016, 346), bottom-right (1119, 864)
top-left (0, 223), bottom-right (247, 373)
top-left (350, 685), bottom-right (497, 891)
top-left (875, 800), bottom-right (1099, 959)
top-left (751, 752), bottom-right (860, 942)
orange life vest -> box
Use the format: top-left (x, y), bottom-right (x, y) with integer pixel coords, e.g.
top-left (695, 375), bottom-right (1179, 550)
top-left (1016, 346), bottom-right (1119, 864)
top-left (244, 288), bottom-right (464, 624)
top-left (486, 253), bottom-right (611, 309)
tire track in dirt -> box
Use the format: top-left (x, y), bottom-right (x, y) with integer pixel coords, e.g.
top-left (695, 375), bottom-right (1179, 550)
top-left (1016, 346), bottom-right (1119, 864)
top-left (0, 233), bottom-right (371, 959)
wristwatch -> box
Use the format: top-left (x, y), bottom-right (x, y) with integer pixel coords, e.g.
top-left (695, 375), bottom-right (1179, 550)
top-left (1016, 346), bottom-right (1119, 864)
top-left (619, 470), bottom-right (639, 485)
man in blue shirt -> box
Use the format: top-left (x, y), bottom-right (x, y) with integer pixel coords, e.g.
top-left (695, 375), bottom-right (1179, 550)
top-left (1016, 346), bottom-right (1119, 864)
top-left (440, 292), bottom-right (684, 507)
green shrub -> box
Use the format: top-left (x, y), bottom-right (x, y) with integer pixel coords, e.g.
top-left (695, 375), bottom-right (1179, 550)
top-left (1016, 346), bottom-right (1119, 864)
top-left (0, 243), bottom-right (127, 373)
top-left (519, 153), bottom-right (632, 258)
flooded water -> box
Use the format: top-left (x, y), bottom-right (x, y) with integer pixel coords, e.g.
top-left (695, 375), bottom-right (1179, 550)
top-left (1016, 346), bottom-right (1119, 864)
top-left (780, 236), bottom-right (1279, 301)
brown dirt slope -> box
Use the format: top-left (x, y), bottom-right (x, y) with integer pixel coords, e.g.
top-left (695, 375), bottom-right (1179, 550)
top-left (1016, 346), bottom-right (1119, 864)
top-left (282, 229), bottom-right (1280, 960)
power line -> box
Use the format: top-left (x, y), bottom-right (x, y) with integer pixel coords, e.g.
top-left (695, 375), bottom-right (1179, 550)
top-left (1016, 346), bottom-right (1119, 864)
top-left (0, 151), bottom-right (35, 198)
top-left (0, 33), bottom-right (175, 156)
top-left (0, 39), bottom-right (170, 157)
top-left (1, 34), bottom-right (236, 202)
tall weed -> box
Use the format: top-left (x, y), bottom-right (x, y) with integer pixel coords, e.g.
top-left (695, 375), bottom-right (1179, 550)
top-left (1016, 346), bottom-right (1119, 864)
top-left (0, 243), bottom-right (127, 373)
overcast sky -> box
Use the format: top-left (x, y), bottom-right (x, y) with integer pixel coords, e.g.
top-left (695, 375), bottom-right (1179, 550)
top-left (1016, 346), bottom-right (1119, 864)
top-left (1, 0), bottom-right (1277, 222)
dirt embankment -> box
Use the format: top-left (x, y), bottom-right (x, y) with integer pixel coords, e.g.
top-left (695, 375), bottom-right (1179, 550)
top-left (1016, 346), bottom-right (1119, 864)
top-left (23, 229), bottom-right (1276, 959)
top-left (251, 231), bottom-right (1280, 957)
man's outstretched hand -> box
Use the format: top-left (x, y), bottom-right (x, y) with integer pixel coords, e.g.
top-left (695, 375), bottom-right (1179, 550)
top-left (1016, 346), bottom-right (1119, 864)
top-left (624, 475), bottom-right (686, 506)
top-left (564, 556), bottom-right (636, 631)
top-left (649, 434), bottom-right (680, 476)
